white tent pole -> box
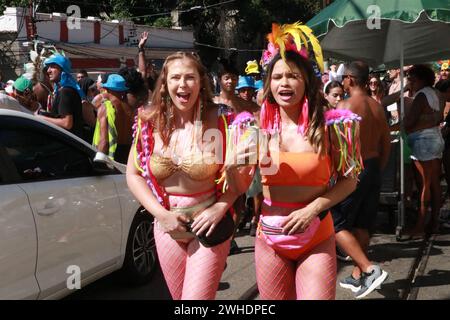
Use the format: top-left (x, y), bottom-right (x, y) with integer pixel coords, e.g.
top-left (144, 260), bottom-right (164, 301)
top-left (398, 34), bottom-right (405, 236)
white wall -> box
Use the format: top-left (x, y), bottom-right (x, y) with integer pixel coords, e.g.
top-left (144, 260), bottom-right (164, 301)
top-left (0, 7), bottom-right (194, 50)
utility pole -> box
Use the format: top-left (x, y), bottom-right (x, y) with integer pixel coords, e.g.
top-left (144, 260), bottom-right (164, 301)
top-left (27, 0), bottom-right (37, 41)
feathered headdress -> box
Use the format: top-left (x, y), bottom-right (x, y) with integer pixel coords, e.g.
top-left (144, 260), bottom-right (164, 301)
top-left (261, 22), bottom-right (323, 72)
top-left (23, 41), bottom-right (62, 84)
top-left (260, 22), bottom-right (324, 136)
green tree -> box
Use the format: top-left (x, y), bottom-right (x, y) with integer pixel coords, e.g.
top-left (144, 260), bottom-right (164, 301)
top-left (177, 0), bottom-right (321, 70)
top-left (0, 0), bottom-right (322, 70)
top-left (0, 0), bottom-right (177, 24)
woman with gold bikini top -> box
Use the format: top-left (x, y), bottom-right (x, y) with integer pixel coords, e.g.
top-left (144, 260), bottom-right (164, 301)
top-left (126, 52), bottom-right (239, 300)
top-left (150, 152), bottom-right (220, 182)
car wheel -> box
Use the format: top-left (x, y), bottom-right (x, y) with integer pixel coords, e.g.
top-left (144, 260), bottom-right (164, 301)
top-left (120, 209), bottom-right (157, 285)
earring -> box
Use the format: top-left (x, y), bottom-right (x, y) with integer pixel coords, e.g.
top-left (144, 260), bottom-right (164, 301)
top-left (297, 96), bottom-right (309, 136)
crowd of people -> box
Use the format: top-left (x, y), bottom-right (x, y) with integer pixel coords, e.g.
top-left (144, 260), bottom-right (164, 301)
top-left (1, 22), bottom-right (449, 301)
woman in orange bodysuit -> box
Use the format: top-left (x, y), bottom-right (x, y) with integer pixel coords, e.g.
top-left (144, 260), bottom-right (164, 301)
top-left (126, 52), bottom-right (237, 300)
top-left (226, 23), bottom-right (362, 300)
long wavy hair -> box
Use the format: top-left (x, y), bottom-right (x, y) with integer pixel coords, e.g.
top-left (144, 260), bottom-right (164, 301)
top-left (367, 74), bottom-right (384, 102)
top-left (139, 52), bottom-right (214, 147)
top-left (262, 51), bottom-right (326, 154)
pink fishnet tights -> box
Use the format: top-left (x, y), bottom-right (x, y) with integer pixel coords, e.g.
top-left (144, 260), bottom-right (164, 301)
top-left (154, 221), bottom-right (230, 300)
top-left (255, 235), bottom-right (337, 300)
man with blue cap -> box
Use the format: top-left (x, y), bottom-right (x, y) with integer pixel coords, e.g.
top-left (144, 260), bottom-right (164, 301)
top-left (37, 53), bottom-right (84, 138)
top-left (92, 73), bottom-right (134, 164)
top-left (236, 75), bottom-right (257, 103)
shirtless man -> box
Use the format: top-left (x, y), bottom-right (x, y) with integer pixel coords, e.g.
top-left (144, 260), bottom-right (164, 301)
top-left (332, 61), bottom-right (391, 298)
top-left (92, 74), bottom-right (134, 164)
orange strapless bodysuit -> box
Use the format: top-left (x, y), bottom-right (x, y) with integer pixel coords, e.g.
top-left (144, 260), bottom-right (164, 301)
top-left (261, 151), bottom-right (332, 186)
top-left (259, 151), bottom-right (335, 259)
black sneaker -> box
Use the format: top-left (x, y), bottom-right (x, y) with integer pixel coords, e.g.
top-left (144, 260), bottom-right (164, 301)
top-left (354, 265), bottom-right (388, 299)
top-left (339, 275), bottom-right (361, 292)
top-left (336, 246), bottom-right (352, 262)
top-left (229, 239), bottom-right (239, 255)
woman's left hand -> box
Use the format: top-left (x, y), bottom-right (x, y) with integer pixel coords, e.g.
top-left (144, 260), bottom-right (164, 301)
top-left (190, 204), bottom-right (226, 237)
top-left (282, 206), bottom-right (319, 235)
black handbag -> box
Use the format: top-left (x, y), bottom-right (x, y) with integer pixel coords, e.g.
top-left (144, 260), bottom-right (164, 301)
top-left (187, 211), bottom-right (235, 247)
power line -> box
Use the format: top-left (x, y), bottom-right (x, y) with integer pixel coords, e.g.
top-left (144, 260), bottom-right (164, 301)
top-left (193, 41), bottom-right (263, 52)
top-left (45, 0), bottom-right (159, 10)
top-left (126, 0), bottom-right (237, 20)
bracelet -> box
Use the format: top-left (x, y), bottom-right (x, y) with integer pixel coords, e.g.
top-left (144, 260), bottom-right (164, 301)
top-left (138, 47), bottom-right (145, 53)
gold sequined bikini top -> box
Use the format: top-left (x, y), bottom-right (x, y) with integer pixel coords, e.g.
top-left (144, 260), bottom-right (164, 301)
top-left (150, 152), bottom-right (221, 182)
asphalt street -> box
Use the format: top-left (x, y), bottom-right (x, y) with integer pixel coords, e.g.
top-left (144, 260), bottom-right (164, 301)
top-left (66, 211), bottom-right (450, 300)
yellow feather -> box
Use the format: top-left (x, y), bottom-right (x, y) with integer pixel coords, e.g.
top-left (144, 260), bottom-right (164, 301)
top-left (284, 24), bottom-right (303, 52)
top-left (309, 36), bottom-right (324, 72)
top-left (278, 39), bottom-right (286, 60)
top-left (299, 32), bottom-right (309, 51)
top-left (267, 21), bottom-right (324, 72)
top-left (298, 24), bottom-right (324, 72)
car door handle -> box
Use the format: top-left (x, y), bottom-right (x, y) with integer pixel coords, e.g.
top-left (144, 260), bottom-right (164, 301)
top-left (37, 204), bottom-right (60, 216)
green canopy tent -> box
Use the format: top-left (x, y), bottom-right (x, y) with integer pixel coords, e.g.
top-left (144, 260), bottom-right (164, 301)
top-left (307, 0), bottom-right (450, 239)
top-left (307, 0), bottom-right (450, 67)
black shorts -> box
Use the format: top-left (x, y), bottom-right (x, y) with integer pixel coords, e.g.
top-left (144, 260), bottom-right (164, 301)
top-left (331, 158), bottom-right (381, 233)
top-left (115, 144), bottom-right (131, 164)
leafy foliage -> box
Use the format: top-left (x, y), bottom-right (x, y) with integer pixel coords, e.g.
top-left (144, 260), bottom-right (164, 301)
top-left (0, 0), bottom-right (322, 70)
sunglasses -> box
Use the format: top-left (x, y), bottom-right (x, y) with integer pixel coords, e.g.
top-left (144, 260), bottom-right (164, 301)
top-left (342, 74), bottom-right (354, 80)
top-left (369, 81), bottom-right (379, 85)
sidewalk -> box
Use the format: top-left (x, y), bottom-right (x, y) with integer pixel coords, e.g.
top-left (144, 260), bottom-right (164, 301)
top-left (414, 232), bottom-right (450, 300)
top-left (217, 211), bottom-right (450, 300)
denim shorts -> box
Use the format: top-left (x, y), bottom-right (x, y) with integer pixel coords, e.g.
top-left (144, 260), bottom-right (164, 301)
top-left (407, 127), bottom-right (444, 161)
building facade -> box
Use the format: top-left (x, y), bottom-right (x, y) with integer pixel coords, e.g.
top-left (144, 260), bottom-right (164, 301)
top-left (0, 7), bottom-right (194, 77)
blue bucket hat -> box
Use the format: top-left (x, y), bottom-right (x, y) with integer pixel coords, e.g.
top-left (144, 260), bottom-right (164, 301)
top-left (254, 79), bottom-right (264, 91)
top-left (44, 54), bottom-right (85, 99)
top-left (101, 74), bottom-right (129, 92)
top-left (236, 76), bottom-right (256, 90)
top-left (44, 54), bottom-right (72, 74)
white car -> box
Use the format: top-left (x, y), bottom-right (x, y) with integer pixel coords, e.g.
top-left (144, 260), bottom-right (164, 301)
top-left (0, 109), bottom-right (157, 299)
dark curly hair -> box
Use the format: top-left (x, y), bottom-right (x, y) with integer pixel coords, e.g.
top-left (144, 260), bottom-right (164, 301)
top-left (407, 64), bottom-right (435, 88)
top-left (217, 57), bottom-right (239, 78)
top-left (118, 67), bottom-right (148, 101)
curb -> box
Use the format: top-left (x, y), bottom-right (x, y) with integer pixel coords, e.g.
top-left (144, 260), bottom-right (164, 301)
top-left (406, 234), bottom-right (435, 300)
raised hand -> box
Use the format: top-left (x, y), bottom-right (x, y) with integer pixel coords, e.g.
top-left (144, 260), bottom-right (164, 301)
top-left (138, 31), bottom-right (149, 49)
